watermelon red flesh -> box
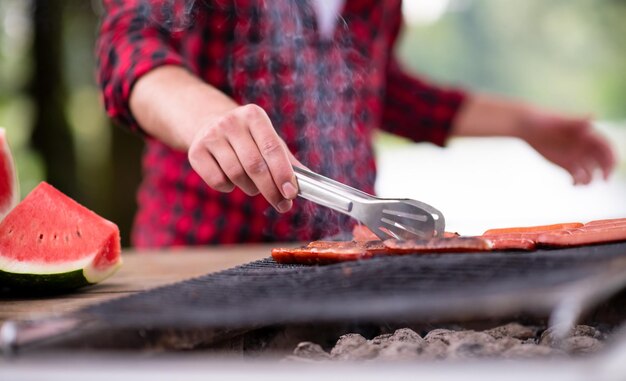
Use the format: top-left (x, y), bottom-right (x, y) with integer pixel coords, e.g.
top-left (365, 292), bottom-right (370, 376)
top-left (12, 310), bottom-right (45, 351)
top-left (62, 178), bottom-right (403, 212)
top-left (0, 128), bottom-right (19, 220)
top-left (0, 182), bottom-right (122, 288)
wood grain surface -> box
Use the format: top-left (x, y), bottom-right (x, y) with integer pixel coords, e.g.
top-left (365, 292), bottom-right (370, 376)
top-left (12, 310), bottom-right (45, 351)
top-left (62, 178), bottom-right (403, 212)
top-left (0, 245), bottom-right (282, 323)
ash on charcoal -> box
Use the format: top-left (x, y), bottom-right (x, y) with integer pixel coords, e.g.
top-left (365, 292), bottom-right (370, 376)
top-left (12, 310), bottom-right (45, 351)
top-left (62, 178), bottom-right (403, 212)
top-left (447, 334), bottom-right (520, 360)
top-left (485, 323), bottom-right (540, 340)
top-left (293, 342), bottom-right (331, 361)
top-left (328, 329), bottom-right (428, 361)
top-left (501, 343), bottom-right (565, 359)
top-left (330, 333), bottom-right (378, 360)
top-left (372, 328), bottom-right (425, 361)
top-left (563, 336), bottom-right (604, 355)
top-left (423, 328), bottom-right (456, 345)
top-left (540, 324), bottom-right (606, 349)
top-left (377, 341), bottom-right (423, 361)
top-left (371, 328), bottom-right (423, 348)
top-left (288, 323), bottom-right (608, 362)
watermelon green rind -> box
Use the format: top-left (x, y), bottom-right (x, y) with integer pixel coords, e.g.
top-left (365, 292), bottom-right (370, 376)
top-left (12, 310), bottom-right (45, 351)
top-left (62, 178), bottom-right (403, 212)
top-left (0, 268), bottom-right (88, 292)
top-left (0, 254), bottom-right (122, 290)
top-left (83, 254), bottom-right (123, 284)
top-left (0, 182), bottom-right (123, 292)
top-left (0, 252), bottom-right (98, 274)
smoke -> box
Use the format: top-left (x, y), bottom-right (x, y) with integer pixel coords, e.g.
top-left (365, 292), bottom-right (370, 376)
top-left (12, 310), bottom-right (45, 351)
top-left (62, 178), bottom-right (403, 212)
top-left (144, 0), bottom-right (198, 32)
top-left (145, 0), bottom-right (375, 239)
top-left (310, 0), bottom-right (344, 39)
top-left (228, 1), bottom-right (371, 239)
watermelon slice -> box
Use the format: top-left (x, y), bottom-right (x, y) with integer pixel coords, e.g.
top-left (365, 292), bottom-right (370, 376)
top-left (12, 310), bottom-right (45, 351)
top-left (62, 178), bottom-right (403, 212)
top-left (0, 127), bottom-right (19, 220)
top-left (0, 182), bottom-right (122, 291)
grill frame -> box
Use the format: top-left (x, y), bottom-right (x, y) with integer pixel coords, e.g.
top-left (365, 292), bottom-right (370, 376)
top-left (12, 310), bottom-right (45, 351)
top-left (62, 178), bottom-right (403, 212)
top-left (78, 241), bottom-right (626, 330)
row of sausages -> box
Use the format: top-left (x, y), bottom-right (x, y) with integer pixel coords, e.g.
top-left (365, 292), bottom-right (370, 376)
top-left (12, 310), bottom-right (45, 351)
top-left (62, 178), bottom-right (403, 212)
top-left (271, 218), bottom-right (626, 265)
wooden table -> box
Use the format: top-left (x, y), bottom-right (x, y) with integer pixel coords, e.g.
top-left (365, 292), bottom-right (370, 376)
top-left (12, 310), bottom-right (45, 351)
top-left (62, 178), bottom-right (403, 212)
top-left (0, 245), bottom-right (279, 323)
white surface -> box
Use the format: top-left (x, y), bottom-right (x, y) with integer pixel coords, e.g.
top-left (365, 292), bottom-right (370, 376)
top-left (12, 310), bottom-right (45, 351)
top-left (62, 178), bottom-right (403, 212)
top-left (0, 354), bottom-right (623, 381)
top-left (311, 0), bottom-right (345, 38)
top-left (376, 122), bottom-right (626, 235)
top-left (402, 0), bottom-right (450, 25)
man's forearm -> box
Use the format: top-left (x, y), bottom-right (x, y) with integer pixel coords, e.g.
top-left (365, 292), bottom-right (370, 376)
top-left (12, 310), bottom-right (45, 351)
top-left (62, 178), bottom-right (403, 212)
top-left (451, 94), bottom-right (529, 139)
top-left (129, 65), bottom-right (239, 150)
top-left (449, 93), bottom-right (615, 184)
top-left (129, 65), bottom-right (299, 212)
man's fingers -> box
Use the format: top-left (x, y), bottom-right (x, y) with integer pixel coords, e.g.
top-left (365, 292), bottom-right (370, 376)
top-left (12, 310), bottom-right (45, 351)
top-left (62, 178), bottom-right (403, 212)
top-left (188, 146), bottom-right (235, 193)
top-left (209, 138), bottom-right (260, 196)
top-left (553, 117), bottom-right (616, 184)
top-left (241, 105), bottom-right (298, 201)
top-left (194, 113), bottom-right (260, 196)
top-left (589, 134), bottom-right (617, 180)
top-left (580, 159), bottom-right (596, 185)
top-left (228, 130), bottom-right (291, 211)
top-left (561, 157), bottom-right (588, 186)
top-left (571, 166), bottom-right (590, 186)
top-left (189, 104), bottom-right (299, 211)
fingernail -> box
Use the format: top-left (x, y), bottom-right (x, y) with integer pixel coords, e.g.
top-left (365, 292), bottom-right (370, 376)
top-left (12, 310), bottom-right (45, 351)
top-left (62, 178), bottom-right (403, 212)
top-left (277, 199), bottom-right (292, 213)
top-left (282, 181), bottom-right (298, 199)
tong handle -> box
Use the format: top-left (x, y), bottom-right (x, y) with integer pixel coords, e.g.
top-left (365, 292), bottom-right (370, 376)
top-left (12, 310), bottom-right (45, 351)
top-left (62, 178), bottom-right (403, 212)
top-left (293, 166), bottom-right (367, 217)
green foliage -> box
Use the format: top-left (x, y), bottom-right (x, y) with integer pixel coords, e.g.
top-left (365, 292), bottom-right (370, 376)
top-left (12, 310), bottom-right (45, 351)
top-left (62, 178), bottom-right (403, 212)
top-left (396, 0), bottom-right (626, 120)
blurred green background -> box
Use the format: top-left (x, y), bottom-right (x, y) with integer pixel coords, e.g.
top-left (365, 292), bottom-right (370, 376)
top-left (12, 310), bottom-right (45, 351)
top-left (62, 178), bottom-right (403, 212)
top-left (0, 0), bottom-right (624, 246)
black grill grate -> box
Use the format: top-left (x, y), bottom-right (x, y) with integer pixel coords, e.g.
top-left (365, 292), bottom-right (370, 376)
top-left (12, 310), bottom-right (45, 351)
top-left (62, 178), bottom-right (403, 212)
top-left (82, 242), bottom-right (626, 329)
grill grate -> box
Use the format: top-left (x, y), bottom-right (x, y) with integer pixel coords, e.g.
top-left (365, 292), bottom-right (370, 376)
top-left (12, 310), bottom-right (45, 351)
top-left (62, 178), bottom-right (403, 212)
top-left (82, 242), bottom-right (626, 329)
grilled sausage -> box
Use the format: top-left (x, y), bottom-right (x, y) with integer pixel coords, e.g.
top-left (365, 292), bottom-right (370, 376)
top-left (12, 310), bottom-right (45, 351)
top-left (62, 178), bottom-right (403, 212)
top-left (483, 223), bottom-right (583, 236)
top-left (537, 225), bottom-right (626, 247)
top-left (274, 218), bottom-right (626, 265)
top-left (383, 237), bottom-right (493, 253)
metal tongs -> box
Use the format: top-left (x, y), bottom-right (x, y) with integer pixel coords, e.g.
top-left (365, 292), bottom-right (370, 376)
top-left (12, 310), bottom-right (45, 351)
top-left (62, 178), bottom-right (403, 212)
top-left (293, 166), bottom-right (445, 240)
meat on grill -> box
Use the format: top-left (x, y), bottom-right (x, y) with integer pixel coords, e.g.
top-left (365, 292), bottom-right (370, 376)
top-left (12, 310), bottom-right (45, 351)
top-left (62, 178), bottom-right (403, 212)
top-left (383, 237), bottom-right (492, 253)
top-left (482, 235), bottom-right (537, 251)
top-left (482, 222), bottom-right (584, 236)
top-left (486, 219), bottom-right (626, 248)
top-left (271, 218), bottom-right (626, 265)
top-left (537, 225), bottom-right (626, 247)
top-left (271, 240), bottom-right (387, 265)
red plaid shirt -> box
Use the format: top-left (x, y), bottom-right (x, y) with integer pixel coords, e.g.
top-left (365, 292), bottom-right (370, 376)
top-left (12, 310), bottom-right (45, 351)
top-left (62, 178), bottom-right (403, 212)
top-left (96, 0), bottom-right (467, 247)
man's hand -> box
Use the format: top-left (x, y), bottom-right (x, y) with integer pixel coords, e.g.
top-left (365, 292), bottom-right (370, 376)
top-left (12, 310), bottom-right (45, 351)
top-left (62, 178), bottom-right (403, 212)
top-left (130, 66), bottom-right (299, 213)
top-left (519, 112), bottom-right (616, 185)
top-left (452, 94), bottom-right (617, 185)
top-left (188, 104), bottom-right (299, 213)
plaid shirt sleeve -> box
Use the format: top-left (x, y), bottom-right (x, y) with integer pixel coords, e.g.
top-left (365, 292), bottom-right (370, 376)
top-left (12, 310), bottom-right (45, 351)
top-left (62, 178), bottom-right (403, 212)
top-left (96, 0), bottom-right (186, 132)
top-left (380, 12), bottom-right (468, 147)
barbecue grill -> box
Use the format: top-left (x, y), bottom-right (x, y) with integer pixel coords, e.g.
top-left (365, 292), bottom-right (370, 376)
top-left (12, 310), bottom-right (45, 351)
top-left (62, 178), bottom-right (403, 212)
top-left (3, 241), bottom-right (626, 353)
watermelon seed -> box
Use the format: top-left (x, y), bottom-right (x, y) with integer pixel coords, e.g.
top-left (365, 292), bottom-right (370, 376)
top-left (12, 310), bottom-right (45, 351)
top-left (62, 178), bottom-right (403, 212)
top-left (54, 234), bottom-right (58, 240)
top-left (38, 234), bottom-right (43, 242)
top-left (76, 230), bottom-right (82, 238)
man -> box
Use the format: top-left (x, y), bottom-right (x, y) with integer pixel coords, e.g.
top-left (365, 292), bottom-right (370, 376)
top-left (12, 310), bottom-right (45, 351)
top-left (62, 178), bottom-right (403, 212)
top-left (97, 0), bottom-right (615, 247)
